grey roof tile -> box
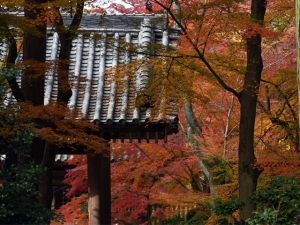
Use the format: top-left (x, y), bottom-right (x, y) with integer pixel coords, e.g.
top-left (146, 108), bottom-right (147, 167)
top-left (55, 154), bottom-right (73, 162)
top-left (2, 13), bottom-right (180, 141)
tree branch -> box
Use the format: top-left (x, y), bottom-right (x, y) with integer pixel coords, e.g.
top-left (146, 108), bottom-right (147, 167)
top-left (153, 0), bottom-right (239, 97)
top-left (0, 18), bottom-right (25, 102)
top-left (257, 100), bottom-right (290, 128)
top-left (261, 79), bottom-right (297, 122)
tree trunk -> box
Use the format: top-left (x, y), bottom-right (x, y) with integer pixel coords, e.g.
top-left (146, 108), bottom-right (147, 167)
top-left (39, 142), bottom-right (57, 209)
top-left (238, 0), bottom-right (266, 220)
top-left (56, 32), bottom-right (73, 104)
top-left (296, 0), bottom-right (300, 151)
top-left (223, 95), bottom-right (235, 157)
top-left (184, 101), bottom-right (222, 194)
top-left (23, 0), bottom-right (47, 164)
top-left (53, 0), bottom-right (84, 104)
top-left (23, 0), bottom-right (57, 214)
top-left (23, 0), bottom-right (46, 106)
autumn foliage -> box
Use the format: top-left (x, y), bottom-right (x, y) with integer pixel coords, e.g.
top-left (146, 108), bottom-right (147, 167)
top-left (2, 0), bottom-right (300, 224)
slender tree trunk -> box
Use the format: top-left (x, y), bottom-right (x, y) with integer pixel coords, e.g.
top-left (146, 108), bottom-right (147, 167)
top-left (184, 101), bottom-right (202, 148)
top-left (56, 33), bottom-right (73, 104)
top-left (238, 0), bottom-right (266, 220)
top-left (184, 101), bottom-right (224, 194)
top-left (223, 95), bottom-right (235, 157)
top-left (1, 20), bottom-right (24, 169)
top-left (53, 0), bottom-right (84, 104)
top-left (296, 0), bottom-right (300, 151)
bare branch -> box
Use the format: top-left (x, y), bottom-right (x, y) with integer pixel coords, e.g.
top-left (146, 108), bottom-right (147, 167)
top-left (261, 79), bottom-right (297, 122)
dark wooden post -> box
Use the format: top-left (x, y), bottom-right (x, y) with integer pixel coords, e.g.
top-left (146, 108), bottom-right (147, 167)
top-left (88, 142), bottom-right (111, 225)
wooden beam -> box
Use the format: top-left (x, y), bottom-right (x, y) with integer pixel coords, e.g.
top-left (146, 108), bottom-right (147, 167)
top-left (129, 132), bottom-right (132, 143)
top-left (146, 132), bottom-right (149, 143)
top-left (88, 142), bottom-right (111, 225)
top-left (164, 126), bottom-right (168, 143)
top-left (138, 132), bottom-right (141, 143)
top-left (121, 133), bottom-right (124, 143)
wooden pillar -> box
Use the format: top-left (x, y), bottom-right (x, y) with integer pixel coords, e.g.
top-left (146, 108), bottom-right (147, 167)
top-left (88, 143), bottom-right (111, 225)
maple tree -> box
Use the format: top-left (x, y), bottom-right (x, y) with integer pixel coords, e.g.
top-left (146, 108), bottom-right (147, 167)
top-left (121, 0), bottom-right (299, 221)
top-left (57, 84), bottom-right (241, 223)
top-left (114, 0), bottom-right (300, 223)
top-left (56, 133), bottom-right (212, 224)
top-left (55, 0), bottom-right (300, 223)
top-left (2, 0), bottom-right (300, 224)
top-left (121, 0), bottom-right (267, 220)
top-left (58, 95), bottom-right (242, 224)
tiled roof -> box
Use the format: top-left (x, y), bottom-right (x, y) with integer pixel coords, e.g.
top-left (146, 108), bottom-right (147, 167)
top-left (55, 154), bottom-right (73, 162)
top-left (3, 13), bottom-right (180, 142)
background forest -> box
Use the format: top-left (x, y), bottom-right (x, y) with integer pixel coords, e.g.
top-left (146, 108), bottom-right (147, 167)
top-left (1, 0), bottom-right (300, 224)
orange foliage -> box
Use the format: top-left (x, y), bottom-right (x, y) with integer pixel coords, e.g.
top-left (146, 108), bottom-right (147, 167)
top-left (52, 194), bottom-right (88, 225)
top-left (57, 132), bottom-right (211, 224)
top-left (111, 137), bottom-right (210, 223)
top-left (15, 103), bottom-right (107, 153)
top-left (4, 0), bottom-right (296, 223)
top-left (49, 1), bottom-right (298, 224)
